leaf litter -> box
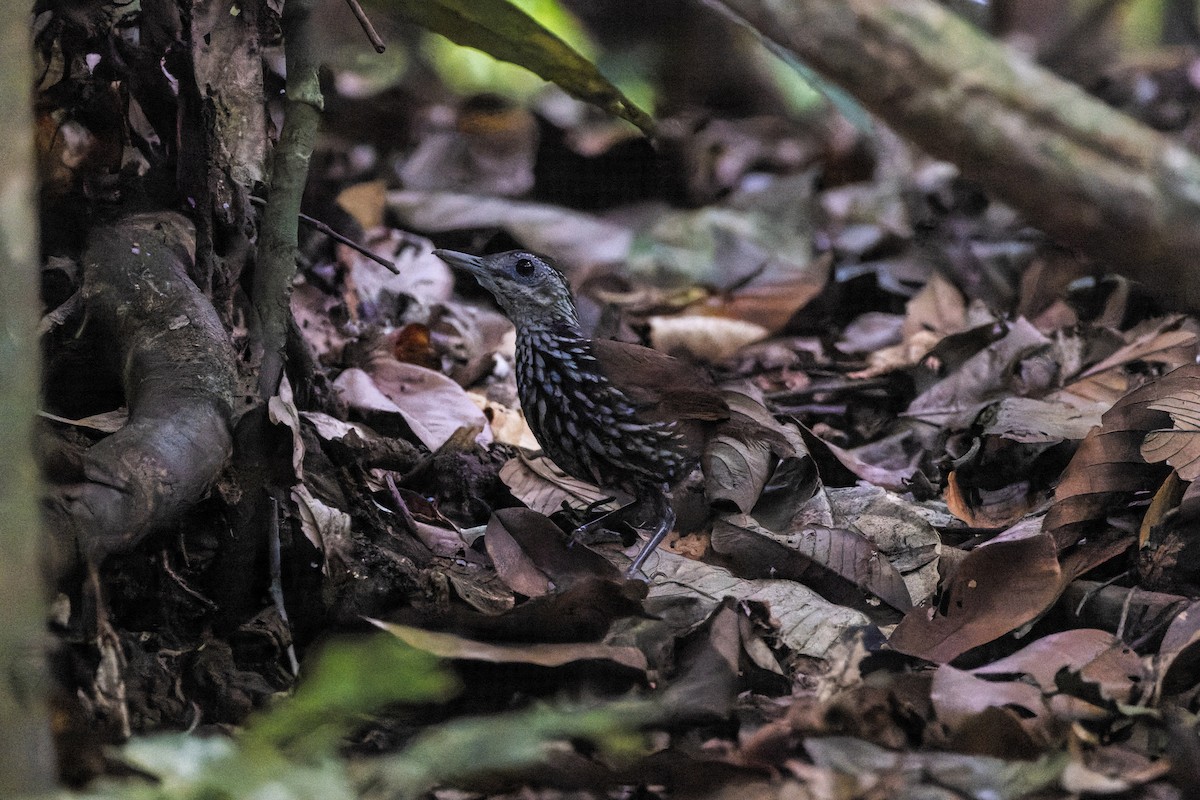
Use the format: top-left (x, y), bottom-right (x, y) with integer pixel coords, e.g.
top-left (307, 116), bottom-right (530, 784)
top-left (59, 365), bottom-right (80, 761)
top-left (43, 7), bottom-right (1200, 799)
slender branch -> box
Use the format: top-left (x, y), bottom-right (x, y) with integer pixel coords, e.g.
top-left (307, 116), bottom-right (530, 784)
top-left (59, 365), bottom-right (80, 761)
top-left (249, 195), bottom-right (398, 274)
top-left (254, 0), bottom-right (324, 399)
top-left (344, 0), bottom-right (386, 53)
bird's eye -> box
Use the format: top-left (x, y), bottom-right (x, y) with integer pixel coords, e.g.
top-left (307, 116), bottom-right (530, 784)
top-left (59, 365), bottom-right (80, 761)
top-left (514, 258), bottom-right (536, 277)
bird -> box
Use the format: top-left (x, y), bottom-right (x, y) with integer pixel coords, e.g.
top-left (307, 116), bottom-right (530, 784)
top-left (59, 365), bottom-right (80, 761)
top-left (433, 248), bottom-right (730, 577)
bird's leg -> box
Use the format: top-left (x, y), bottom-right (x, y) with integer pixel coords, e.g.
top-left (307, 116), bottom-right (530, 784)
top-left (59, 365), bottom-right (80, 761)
top-left (571, 498), bottom-right (643, 545)
top-left (625, 487), bottom-right (674, 579)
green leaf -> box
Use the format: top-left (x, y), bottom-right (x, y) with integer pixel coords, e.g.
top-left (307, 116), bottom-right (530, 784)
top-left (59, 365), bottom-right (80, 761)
top-left (242, 635), bottom-right (459, 756)
top-left (374, 0), bottom-right (655, 134)
top-left (368, 700), bottom-right (662, 797)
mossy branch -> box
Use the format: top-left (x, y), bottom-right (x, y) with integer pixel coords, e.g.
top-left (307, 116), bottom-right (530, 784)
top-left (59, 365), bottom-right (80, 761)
top-left (254, 0), bottom-right (323, 398)
top-left (712, 0), bottom-right (1200, 311)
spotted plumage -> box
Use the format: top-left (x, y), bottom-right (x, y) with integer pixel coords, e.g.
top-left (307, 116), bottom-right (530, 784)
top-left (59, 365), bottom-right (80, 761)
top-left (516, 326), bottom-right (692, 491)
top-left (433, 248), bottom-right (729, 576)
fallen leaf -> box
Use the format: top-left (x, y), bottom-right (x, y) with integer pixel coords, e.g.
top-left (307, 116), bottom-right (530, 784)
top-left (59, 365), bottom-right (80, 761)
top-left (498, 453), bottom-right (622, 516)
top-left (333, 359), bottom-right (490, 451)
top-left (1045, 365), bottom-right (1191, 542)
top-left (368, 619), bottom-right (647, 672)
top-left (648, 315), bottom-right (767, 363)
top-left (292, 484), bottom-right (351, 568)
top-left (889, 528), bottom-right (1062, 663)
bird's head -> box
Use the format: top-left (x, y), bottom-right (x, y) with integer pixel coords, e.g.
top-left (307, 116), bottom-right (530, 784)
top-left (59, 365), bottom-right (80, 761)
top-left (434, 249), bottom-right (578, 327)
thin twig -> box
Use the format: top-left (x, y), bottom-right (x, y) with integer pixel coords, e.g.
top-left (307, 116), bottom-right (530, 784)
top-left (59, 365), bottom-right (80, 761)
top-left (250, 195), bottom-right (398, 274)
top-left (344, 0), bottom-right (386, 53)
top-left (160, 548), bottom-right (218, 610)
top-left (267, 493), bottom-right (300, 677)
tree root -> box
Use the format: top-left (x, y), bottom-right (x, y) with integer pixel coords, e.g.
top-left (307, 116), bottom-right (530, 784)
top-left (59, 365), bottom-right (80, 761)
top-left (45, 212), bottom-right (236, 574)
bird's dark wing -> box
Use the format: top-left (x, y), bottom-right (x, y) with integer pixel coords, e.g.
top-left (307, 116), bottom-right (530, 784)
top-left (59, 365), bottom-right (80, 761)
top-left (592, 338), bottom-right (729, 423)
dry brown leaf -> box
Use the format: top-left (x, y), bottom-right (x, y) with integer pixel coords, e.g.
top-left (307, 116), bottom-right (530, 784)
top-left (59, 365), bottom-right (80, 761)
top-left (711, 516), bottom-right (912, 615)
top-left (888, 529), bottom-right (1062, 663)
top-left (368, 619), bottom-right (648, 672)
top-left (483, 511), bottom-right (554, 598)
top-left (705, 382), bottom-right (810, 516)
top-left (1077, 315), bottom-right (1198, 380)
top-left (931, 665), bottom-right (1047, 734)
top-left (1142, 389), bottom-right (1200, 480)
top-left (333, 359), bottom-right (489, 451)
top-left (704, 252), bottom-right (831, 333)
top-left (498, 453), bottom-right (621, 516)
top-left (901, 271), bottom-right (968, 341)
top-left (906, 317), bottom-right (1051, 428)
top-left (1044, 366), bottom-right (1193, 542)
top-left (1139, 471), bottom-right (1184, 547)
top-left (931, 629), bottom-right (1144, 744)
top-left (486, 508), bottom-right (621, 588)
top-left (1156, 599), bottom-right (1200, 695)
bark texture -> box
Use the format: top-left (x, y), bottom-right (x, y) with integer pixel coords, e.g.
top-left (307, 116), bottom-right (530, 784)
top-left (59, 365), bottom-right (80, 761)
top-left (0, 2), bottom-right (55, 791)
top-left (712, 0), bottom-right (1200, 310)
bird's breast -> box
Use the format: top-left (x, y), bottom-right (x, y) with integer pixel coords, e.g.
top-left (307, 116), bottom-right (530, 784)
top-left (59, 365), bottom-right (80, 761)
top-left (515, 328), bottom-right (694, 490)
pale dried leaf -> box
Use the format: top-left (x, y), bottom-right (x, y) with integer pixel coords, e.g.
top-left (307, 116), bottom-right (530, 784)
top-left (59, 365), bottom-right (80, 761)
top-left (335, 179), bottom-right (387, 230)
top-left (387, 190), bottom-right (633, 265)
top-left (835, 311), bottom-right (903, 354)
top-left (268, 375), bottom-right (304, 481)
top-left (291, 281), bottom-right (348, 361)
top-left (1142, 389), bottom-right (1200, 481)
top-left (39, 408), bottom-right (128, 433)
top-left (648, 315), bottom-right (767, 363)
top-left (644, 552), bottom-right (872, 658)
top-left (499, 453), bottom-right (621, 516)
top-left (981, 397), bottom-right (1106, 443)
top-left (299, 411), bottom-right (375, 443)
top-left (848, 329), bottom-right (940, 379)
top-left (334, 360), bottom-right (490, 451)
top-left (468, 392), bottom-right (539, 449)
top-left (292, 484), bottom-right (351, 563)
top-left (901, 271), bottom-right (968, 340)
top-left (340, 231), bottom-right (454, 309)
top-left (368, 619), bottom-right (647, 672)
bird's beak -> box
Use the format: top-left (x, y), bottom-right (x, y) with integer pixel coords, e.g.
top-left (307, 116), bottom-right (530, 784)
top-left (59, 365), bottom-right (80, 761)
top-left (433, 249), bottom-right (486, 276)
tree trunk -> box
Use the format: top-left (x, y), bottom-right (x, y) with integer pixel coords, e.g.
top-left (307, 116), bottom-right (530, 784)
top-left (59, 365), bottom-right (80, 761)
top-left (711, 0), bottom-right (1200, 311)
top-left (0, 2), bottom-right (55, 792)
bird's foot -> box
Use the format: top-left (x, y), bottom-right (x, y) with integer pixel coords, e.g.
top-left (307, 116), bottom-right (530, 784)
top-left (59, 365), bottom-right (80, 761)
top-left (625, 501), bottom-right (676, 580)
top-left (569, 500), bottom-right (637, 547)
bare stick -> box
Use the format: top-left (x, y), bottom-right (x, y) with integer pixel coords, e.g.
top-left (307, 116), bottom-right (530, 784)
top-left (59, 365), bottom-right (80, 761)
top-left (344, 0), bottom-right (386, 53)
top-left (250, 195), bottom-right (398, 274)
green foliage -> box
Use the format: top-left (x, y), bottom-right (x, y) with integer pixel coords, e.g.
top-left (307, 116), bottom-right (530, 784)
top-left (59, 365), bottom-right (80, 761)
top-left (364, 699), bottom-right (662, 797)
top-left (61, 637), bottom-right (456, 800)
top-left (373, 0), bottom-right (655, 133)
top-left (240, 635), bottom-right (458, 757)
top-left (56, 637), bottom-right (661, 800)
